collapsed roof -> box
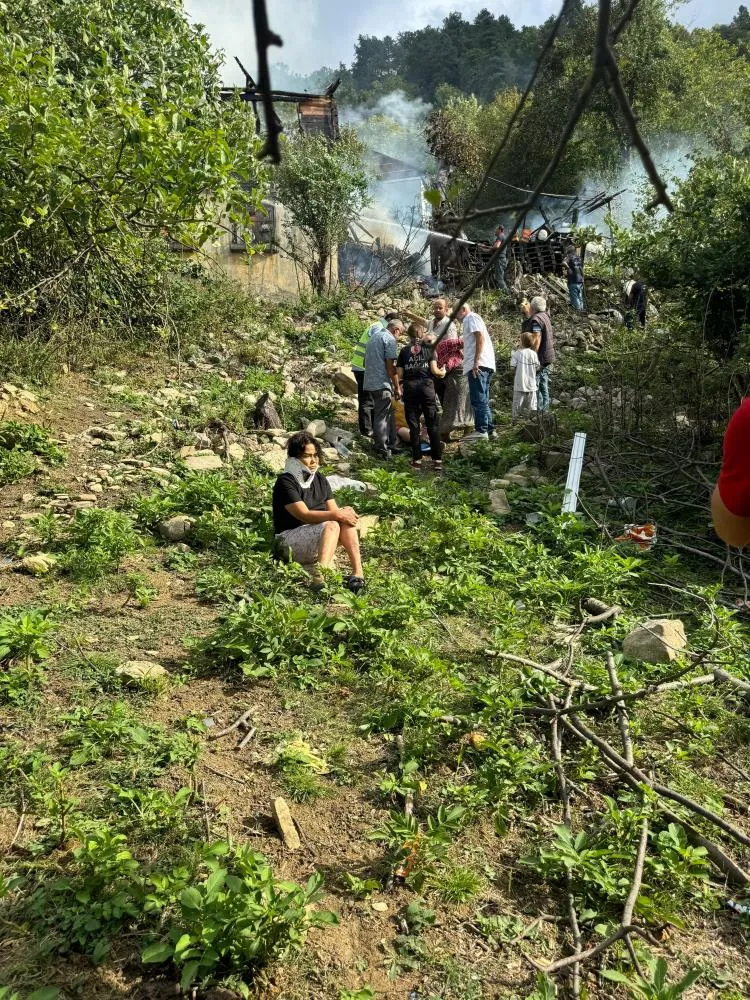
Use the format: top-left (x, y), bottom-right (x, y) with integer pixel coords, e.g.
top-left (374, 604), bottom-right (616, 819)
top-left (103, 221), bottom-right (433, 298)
top-left (220, 57), bottom-right (340, 141)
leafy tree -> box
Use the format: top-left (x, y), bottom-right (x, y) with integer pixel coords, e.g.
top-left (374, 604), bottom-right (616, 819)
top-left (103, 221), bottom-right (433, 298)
top-left (0, 0), bottom-right (267, 353)
top-left (617, 154), bottom-right (750, 358)
top-left (274, 129), bottom-right (370, 294)
top-left (717, 4), bottom-right (750, 56)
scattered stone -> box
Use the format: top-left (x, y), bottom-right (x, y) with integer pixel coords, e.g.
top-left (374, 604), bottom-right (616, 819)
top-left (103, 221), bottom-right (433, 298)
top-left (116, 660), bottom-right (168, 681)
top-left (75, 493), bottom-right (99, 503)
top-left (71, 501), bottom-right (96, 511)
top-left (87, 426), bottom-right (125, 442)
top-left (283, 380), bottom-right (296, 398)
top-left (261, 447), bottom-right (288, 473)
top-left (184, 453), bottom-right (223, 472)
top-left (2, 520), bottom-right (16, 530)
top-left (503, 473), bottom-right (530, 486)
top-left (357, 514), bottom-right (380, 538)
top-left (332, 366), bottom-right (358, 397)
top-left (320, 447), bottom-right (339, 463)
top-left (21, 553), bottom-right (56, 575)
top-left (204, 989), bottom-right (243, 1000)
top-left (179, 445), bottom-right (197, 458)
top-left (489, 489), bottom-right (510, 515)
top-left (323, 426), bottom-right (355, 447)
top-left (543, 450), bottom-right (571, 471)
top-left (623, 619), bottom-right (687, 664)
top-left (158, 516), bottom-right (194, 542)
top-left (271, 797), bottom-right (301, 851)
top-left (370, 900), bottom-right (389, 913)
top-left (145, 431), bottom-right (165, 445)
top-left (87, 483), bottom-right (104, 494)
top-left (225, 442), bottom-right (246, 463)
top-left (305, 419), bottom-right (327, 437)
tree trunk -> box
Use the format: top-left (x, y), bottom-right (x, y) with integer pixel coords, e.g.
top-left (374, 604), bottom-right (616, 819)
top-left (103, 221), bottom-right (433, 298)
top-left (253, 392), bottom-right (283, 429)
top-left (308, 247), bottom-right (329, 295)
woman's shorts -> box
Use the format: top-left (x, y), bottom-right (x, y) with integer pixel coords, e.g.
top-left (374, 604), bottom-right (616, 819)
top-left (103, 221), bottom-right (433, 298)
top-left (275, 522), bottom-right (326, 565)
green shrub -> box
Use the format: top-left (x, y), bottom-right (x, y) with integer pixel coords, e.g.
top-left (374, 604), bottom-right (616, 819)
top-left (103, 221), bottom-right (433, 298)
top-left (194, 597), bottom-right (349, 685)
top-left (25, 824), bottom-right (143, 962)
top-left (0, 608), bottom-right (55, 666)
top-left (0, 448), bottom-right (37, 485)
top-left (59, 508), bottom-right (139, 580)
top-left (0, 422), bottom-right (65, 464)
top-left (59, 702), bottom-right (199, 780)
top-left (135, 473), bottom-right (242, 526)
top-left (141, 844), bottom-right (336, 991)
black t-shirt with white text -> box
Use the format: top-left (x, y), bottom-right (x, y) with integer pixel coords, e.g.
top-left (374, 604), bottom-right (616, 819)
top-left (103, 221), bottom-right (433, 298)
top-left (272, 471), bottom-right (333, 534)
top-left (397, 343), bottom-right (434, 383)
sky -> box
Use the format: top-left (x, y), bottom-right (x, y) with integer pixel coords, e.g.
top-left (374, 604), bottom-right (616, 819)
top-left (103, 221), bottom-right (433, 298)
top-left (185, 1), bottom-right (744, 80)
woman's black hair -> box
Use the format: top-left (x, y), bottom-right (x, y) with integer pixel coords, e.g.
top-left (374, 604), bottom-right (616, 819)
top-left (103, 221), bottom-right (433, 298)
top-left (287, 430), bottom-right (322, 459)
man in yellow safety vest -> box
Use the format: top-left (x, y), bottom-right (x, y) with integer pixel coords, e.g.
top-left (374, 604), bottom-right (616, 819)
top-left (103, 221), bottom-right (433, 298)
top-left (351, 311), bottom-right (399, 437)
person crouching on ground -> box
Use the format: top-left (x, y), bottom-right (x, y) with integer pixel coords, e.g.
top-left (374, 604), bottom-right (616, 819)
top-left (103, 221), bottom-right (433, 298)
top-left (272, 431), bottom-right (366, 594)
top-left (397, 322), bottom-right (445, 471)
top-left (510, 331), bottom-right (539, 421)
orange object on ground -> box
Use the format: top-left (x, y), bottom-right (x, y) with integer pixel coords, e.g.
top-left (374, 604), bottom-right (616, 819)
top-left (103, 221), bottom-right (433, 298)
top-left (615, 523), bottom-right (657, 549)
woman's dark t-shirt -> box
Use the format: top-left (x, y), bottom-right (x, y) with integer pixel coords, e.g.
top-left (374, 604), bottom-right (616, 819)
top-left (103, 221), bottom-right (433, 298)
top-left (397, 343), bottom-right (434, 383)
top-left (272, 471), bottom-right (333, 534)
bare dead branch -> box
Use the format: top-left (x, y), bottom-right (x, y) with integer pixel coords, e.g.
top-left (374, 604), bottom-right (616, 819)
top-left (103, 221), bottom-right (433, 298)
top-left (489, 651), bottom-right (595, 691)
top-left (565, 712), bottom-right (750, 849)
top-left (601, 45), bottom-right (674, 211)
top-left (606, 651), bottom-right (634, 766)
top-left (252, 0), bottom-right (284, 163)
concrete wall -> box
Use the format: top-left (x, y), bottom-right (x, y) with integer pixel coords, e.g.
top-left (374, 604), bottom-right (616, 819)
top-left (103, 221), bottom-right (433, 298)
top-left (205, 202), bottom-right (338, 299)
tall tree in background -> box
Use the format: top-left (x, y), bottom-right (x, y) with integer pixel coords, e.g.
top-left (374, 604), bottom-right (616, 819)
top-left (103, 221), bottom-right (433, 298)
top-left (426, 1), bottom-right (750, 214)
top-left (274, 130), bottom-right (370, 294)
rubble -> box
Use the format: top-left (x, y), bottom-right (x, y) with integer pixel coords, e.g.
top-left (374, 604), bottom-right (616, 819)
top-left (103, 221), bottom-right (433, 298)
top-left (623, 619), bottom-right (687, 664)
top-left (489, 489), bottom-right (510, 515)
top-left (184, 452), bottom-right (223, 472)
top-left (271, 797), bottom-right (301, 850)
top-left (332, 366), bottom-right (358, 397)
top-left (158, 516), bottom-right (194, 542)
top-left (116, 660), bottom-right (168, 681)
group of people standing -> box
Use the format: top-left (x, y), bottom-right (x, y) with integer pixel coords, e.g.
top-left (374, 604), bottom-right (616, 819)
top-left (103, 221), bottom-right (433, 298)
top-left (350, 298), bottom-right (497, 467)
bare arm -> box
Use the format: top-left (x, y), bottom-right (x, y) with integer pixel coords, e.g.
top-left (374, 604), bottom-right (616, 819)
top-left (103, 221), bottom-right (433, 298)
top-left (430, 359), bottom-right (445, 377)
top-left (284, 499), bottom-right (357, 527)
top-left (711, 486), bottom-right (750, 548)
top-left (386, 358), bottom-right (401, 397)
top-left (473, 330), bottom-right (485, 370)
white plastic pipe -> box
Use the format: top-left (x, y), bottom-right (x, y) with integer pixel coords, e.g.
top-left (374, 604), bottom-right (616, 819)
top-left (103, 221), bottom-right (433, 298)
top-left (562, 432), bottom-right (587, 513)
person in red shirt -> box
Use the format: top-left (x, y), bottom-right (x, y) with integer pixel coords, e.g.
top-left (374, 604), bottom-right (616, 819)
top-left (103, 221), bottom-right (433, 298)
top-left (712, 398), bottom-right (750, 547)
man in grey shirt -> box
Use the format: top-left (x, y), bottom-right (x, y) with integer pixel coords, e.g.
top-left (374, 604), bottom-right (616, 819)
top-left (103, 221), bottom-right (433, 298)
top-left (363, 316), bottom-right (404, 458)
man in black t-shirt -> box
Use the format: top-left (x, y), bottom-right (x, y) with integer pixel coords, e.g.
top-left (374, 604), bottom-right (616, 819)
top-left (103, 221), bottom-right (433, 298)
top-left (396, 323), bottom-right (445, 469)
top-left (272, 431), bottom-right (366, 593)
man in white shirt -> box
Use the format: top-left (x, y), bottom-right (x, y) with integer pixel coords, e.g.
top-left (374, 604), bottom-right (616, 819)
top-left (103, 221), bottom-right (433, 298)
top-left (457, 303), bottom-right (496, 439)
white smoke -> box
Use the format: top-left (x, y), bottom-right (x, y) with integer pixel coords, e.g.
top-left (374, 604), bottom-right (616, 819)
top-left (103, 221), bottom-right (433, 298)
top-left (340, 91), bottom-right (435, 242)
top-left (579, 137), bottom-right (698, 233)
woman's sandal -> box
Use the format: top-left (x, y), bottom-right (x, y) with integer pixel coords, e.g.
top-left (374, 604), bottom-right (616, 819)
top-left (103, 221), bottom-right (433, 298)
top-left (409, 460), bottom-right (422, 470)
top-left (344, 575), bottom-right (367, 595)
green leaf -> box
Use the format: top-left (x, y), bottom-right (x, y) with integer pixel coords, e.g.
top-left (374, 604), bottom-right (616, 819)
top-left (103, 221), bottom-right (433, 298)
top-left (179, 959), bottom-right (200, 991)
top-left (141, 940), bottom-right (173, 964)
top-left (28, 990), bottom-right (62, 1000)
top-left (423, 188), bottom-right (441, 208)
top-left (180, 886), bottom-right (203, 910)
top-left (204, 868), bottom-right (226, 900)
top-left (173, 933), bottom-right (193, 957)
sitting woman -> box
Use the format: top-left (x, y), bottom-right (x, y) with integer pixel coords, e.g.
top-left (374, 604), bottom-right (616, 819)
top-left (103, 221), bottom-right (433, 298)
top-left (272, 431), bottom-right (366, 593)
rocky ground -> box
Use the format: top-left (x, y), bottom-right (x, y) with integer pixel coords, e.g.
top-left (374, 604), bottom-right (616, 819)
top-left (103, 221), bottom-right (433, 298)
top-left (1, 286), bottom-right (748, 1000)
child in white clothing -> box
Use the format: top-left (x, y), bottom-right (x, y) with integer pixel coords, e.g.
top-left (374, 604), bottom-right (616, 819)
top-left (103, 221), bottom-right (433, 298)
top-left (510, 331), bottom-right (539, 420)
